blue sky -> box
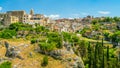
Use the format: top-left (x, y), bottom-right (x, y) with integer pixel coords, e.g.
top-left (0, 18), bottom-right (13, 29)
top-left (0, 0), bottom-right (120, 18)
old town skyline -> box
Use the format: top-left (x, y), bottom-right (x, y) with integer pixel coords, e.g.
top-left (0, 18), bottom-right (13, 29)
top-left (0, 0), bottom-right (120, 19)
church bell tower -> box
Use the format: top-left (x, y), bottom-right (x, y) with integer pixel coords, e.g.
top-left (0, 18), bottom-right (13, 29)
top-left (30, 9), bottom-right (34, 15)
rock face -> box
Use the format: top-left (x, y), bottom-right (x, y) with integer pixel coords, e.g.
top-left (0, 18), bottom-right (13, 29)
top-left (49, 48), bottom-right (85, 68)
top-left (4, 41), bottom-right (23, 60)
top-left (39, 42), bottom-right (85, 68)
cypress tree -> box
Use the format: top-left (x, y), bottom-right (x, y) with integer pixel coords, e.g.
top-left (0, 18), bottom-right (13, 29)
top-left (102, 38), bottom-right (104, 47)
top-left (107, 46), bottom-right (109, 61)
top-left (102, 50), bottom-right (105, 68)
top-left (118, 52), bottom-right (120, 62)
top-left (88, 42), bottom-right (91, 68)
top-left (106, 46), bottom-right (110, 68)
top-left (98, 39), bottom-right (104, 68)
top-left (93, 42), bottom-right (98, 68)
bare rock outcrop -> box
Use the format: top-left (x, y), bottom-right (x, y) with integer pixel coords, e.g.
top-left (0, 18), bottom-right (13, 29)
top-left (38, 41), bottom-right (85, 68)
top-left (4, 41), bottom-right (24, 60)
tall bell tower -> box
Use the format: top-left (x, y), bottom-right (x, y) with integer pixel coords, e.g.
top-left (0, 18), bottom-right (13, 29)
top-left (30, 9), bottom-right (34, 15)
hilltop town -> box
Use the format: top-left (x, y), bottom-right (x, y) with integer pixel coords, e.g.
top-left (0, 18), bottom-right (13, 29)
top-left (0, 9), bottom-right (91, 33)
top-left (1, 9), bottom-right (120, 33)
top-left (0, 10), bottom-right (120, 68)
top-left (0, 9), bottom-right (50, 26)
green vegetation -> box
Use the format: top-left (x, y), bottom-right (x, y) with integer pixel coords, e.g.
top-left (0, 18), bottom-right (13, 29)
top-left (31, 38), bottom-right (37, 44)
top-left (47, 32), bottom-right (63, 48)
top-left (0, 61), bottom-right (11, 68)
top-left (0, 29), bottom-right (17, 39)
top-left (39, 42), bottom-right (56, 53)
top-left (83, 39), bottom-right (120, 68)
top-left (41, 56), bottom-right (48, 66)
top-left (1, 17), bottom-right (120, 68)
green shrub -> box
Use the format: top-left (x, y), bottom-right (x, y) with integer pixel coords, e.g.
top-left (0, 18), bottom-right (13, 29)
top-left (47, 32), bottom-right (63, 49)
top-left (0, 61), bottom-right (11, 68)
top-left (62, 32), bottom-right (71, 41)
top-left (41, 56), bottom-right (48, 66)
top-left (9, 23), bottom-right (33, 31)
top-left (39, 42), bottom-right (56, 52)
top-left (0, 29), bottom-right (17, 39)
top-left (35, 26), bottom-right (45, 33)
top-left (9, 23), bottom-right (20, 31)
top-left (31, 39), bottom-right (37, 44)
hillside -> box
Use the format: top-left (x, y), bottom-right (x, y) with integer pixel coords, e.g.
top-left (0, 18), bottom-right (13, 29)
top-left (0, 21), bottom-right (120, 68)
top-left (0, 39), bottom-right (66, 68)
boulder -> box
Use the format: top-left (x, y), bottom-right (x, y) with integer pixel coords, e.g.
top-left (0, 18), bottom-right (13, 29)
top-left (4, 44), bottom-right (23, 59)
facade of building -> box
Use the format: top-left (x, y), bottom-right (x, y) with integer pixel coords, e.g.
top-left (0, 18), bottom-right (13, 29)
top-left (0, 9), bottom-right (49, 26)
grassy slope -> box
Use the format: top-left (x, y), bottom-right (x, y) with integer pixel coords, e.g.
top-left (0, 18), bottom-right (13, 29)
top-left (0, 38), bottom-right (66, 68)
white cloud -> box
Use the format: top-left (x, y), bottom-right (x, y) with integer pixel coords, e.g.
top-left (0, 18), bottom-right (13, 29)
top-left (45, 14), bottom-right (60, 19)
top-left (68, 17), bottom-right (74, 19)
top-left (0, 7), bottom-right (2, 11)
top-left (81, 12), bottom-right (89, 15)
top-left (72, 14), bottom-right (79, 16)
top-left (98, 11), bottom-right (110, 15)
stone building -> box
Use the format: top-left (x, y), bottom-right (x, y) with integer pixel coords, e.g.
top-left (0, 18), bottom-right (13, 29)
top-left (4, 15), bottom-right (19, 25)
top-left (7, 10), bottom-right (26, 23)
top-left (0, 9), bottom-right (50, 26)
